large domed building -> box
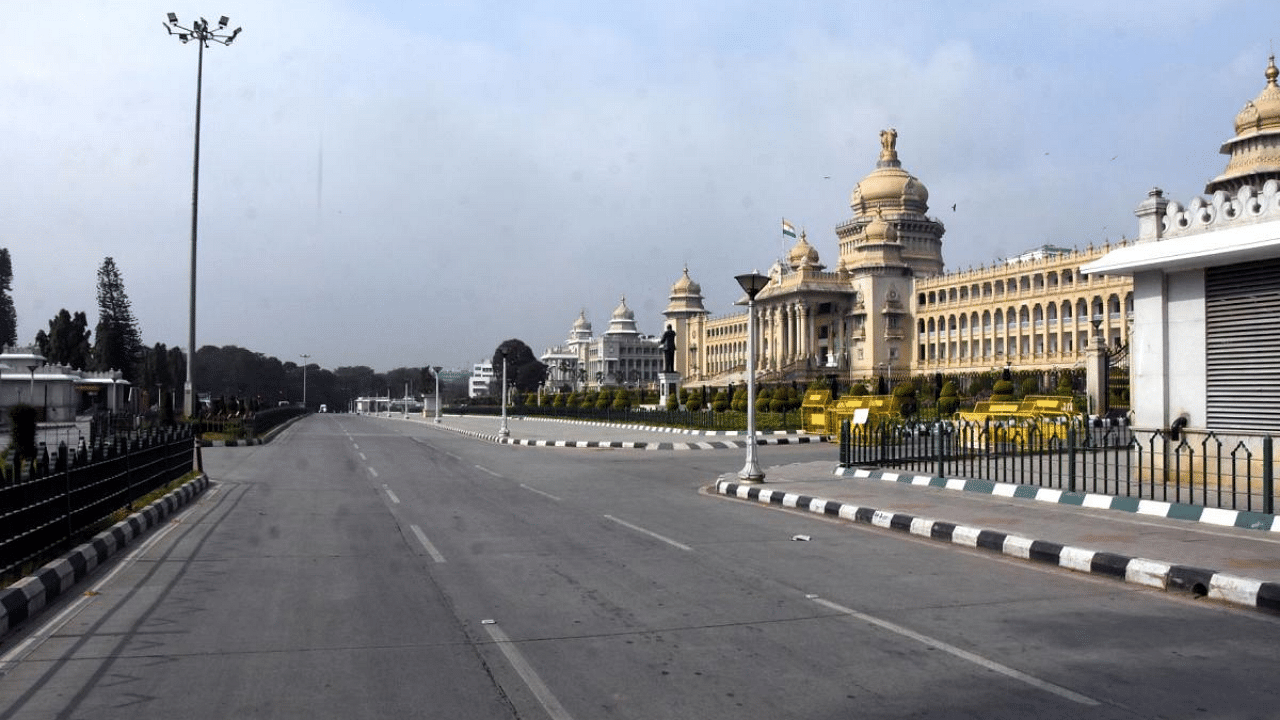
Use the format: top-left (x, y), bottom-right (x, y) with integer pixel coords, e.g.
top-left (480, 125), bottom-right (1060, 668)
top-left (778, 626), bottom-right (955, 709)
top-left (666, 128), bottom-right (1134, 390)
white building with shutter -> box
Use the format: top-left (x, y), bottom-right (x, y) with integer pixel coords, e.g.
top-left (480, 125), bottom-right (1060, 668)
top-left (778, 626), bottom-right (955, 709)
top-left (1083, 55), bottom-right (1280, 435)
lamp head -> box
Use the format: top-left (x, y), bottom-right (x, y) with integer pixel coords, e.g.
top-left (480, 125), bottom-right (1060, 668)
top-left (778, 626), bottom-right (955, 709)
top-left (167, 12), bottom-right (178, 24)
top-left (735, 271), bottom-right (768, 300)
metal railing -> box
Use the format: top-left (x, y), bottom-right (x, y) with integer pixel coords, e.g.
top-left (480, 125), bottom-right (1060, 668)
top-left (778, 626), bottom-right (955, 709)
top-left (839, 418), bottom-right (1276, 515)
top-left (1, 426), bottom-right (195, 583)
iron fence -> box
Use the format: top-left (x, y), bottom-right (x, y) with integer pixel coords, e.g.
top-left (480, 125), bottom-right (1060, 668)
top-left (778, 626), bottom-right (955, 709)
top-left (1, 426), bottom-right (195, 583)
top-left (839, 418), bottom-right (1276, 515)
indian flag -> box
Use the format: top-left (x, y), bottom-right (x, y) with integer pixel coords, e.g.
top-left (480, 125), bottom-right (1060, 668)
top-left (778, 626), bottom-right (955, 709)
top-left (782, 219), bottom-right (796, 238)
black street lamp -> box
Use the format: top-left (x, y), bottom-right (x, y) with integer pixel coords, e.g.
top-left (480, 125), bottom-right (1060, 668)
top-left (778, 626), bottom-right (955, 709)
top-left (163, 13), bottom-right (242, 421)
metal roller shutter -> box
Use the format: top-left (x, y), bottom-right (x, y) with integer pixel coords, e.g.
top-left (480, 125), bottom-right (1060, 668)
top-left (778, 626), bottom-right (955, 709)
top-left (1205, 258), bottom-right (1280, 431)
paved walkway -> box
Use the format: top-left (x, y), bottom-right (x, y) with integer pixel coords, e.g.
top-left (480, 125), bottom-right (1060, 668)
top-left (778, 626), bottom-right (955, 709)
top-left (402, 413), bottom-right (1280, 615)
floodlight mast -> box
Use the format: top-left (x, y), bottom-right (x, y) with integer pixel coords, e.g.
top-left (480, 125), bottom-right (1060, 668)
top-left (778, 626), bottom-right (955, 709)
top-left (162, 13), bottom-right (242, 429)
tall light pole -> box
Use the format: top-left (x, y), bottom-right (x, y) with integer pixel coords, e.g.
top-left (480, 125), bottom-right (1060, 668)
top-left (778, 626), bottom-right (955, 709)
top-left (300, 354), bottom-right (310, 409)
top-left (735, 271), bottom-right (768, 483)
top-left (164, 13), bottom-right (242, 418)
top-left (498, 350), bottom-right (510, 438)
top-left (432, 366), bottom-right (443, 423)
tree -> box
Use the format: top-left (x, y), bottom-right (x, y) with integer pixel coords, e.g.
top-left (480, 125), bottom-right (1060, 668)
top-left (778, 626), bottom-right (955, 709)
top-left (35, 309), bottom-right (92, 368)
top-left (490, 339), bottom-right (547, 394)
top-left (0, 249), bottom-right (16, 349)
top-left (92, 257), bottom-right (144, 381)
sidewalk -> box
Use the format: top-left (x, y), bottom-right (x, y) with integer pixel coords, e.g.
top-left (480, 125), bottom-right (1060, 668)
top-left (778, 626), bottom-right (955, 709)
top-left (408, 414), bottom-right (1280, 616)
top-left (714, 463), bottom-right (1280, 615)
top-left (393, 412), bottom-right (825, 450)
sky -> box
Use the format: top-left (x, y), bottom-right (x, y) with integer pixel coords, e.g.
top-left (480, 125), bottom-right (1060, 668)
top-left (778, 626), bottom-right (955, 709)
top-left (2, 1), bottom-right (1277, 374)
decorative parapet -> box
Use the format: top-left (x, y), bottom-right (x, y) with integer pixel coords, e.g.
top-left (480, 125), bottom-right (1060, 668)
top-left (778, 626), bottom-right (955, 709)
top-left (1161, 179), bottom-right (1280, 239)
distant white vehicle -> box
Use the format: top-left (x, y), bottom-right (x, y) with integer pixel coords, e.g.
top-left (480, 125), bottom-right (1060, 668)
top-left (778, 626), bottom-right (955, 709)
top-left (319, 404), bottom-right (328, 413)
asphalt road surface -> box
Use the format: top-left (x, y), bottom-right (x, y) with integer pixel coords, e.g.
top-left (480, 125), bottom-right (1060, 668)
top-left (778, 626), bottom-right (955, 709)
top-left (2, 414), bottom-right (1277, 719)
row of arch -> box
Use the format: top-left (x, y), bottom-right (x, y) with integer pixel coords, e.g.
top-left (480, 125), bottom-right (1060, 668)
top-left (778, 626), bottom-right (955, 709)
top-left (918, 294), bottom-right (1130, 334)
top-left (917, 268), bottom-right (1111, 306)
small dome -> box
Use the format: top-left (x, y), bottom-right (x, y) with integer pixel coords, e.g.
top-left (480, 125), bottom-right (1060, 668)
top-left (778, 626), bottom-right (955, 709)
top-left (1234, 55), bottom-right (1280, 137)
top-left (670, 267), bottom-right (702, 296)
top-left (863, 210), bottom-right (898, 244)
top-left (605, 296), bottom-right (640, 336)
top-left (571, 309), bottom-right (592, 332)
top-left (611, 296), bottom-right (634, 321)
top-left (786, 231), bottom-right (824, 270)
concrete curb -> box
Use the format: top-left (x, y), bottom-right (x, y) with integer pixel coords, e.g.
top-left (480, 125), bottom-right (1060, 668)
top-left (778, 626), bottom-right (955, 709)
top-left (427, 422), bottom-right (821, 450)
top-left (835, 466), bottom-right (1280, 533)
top-left (0, 474), bottom-right (210, 638)
top-left (714, 478), bottom-right (1280, 616)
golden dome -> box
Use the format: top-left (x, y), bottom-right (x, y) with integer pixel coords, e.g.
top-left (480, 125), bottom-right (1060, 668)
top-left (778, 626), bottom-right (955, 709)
top-left (1234, 55), bottom-right (1280, 137)
top-left (863, 209), bottom-right (898, 244)
top-left (787, 231), bottom-right (823, 270)
top-left (1206, 55), bottom-right (1280, 195)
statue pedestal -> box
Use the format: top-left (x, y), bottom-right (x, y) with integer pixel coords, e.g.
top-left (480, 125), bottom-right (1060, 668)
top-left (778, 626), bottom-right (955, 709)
top-left (659, 372), bottom-right (681, 407)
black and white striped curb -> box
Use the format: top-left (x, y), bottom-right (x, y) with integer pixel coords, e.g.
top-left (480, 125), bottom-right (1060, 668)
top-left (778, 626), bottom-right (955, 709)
top-left (715, 479), bottom-right (1280, 615)
top-left (523, 416), bottom-right (828, 439)
top-left (1, 475), bottom-right (209, 637)
top-left (430, 422), bottom-right (821, 450)
top-left (836, 466), bottom-right (1280, 533)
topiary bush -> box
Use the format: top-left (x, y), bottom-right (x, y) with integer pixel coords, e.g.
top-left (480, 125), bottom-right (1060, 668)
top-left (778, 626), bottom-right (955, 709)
top-left (892, 382), bottom-right (918, 418)
top-left (938, 381), bottom-right (959, 416)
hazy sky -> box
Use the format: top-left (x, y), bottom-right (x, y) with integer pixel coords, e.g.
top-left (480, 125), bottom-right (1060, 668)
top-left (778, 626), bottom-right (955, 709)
top-left (2, 1), bottom-right (1274, 373)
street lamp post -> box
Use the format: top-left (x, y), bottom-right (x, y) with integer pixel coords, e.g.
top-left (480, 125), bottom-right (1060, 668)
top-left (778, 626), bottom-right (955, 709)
top-left (498, 350), bottom-right (510, 438)
top-left (164, 13), bottom-right (241, 419)
top-left (299, 353), bottom-right (310, 410)
top-left (432, 366), bottom-right (443, 423)
top-left (735, 271), bottom-right (768, 483)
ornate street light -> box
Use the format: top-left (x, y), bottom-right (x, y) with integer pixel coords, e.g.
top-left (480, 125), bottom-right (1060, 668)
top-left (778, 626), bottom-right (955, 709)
top-left (735, 271), bottom-right (768, 482)
top-left (164, 13), bottom-right (242, 420)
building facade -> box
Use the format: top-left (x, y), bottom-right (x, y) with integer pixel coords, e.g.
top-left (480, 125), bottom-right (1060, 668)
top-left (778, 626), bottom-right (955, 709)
top-left (1084, 56), bottom-right (1280, 434)
top-left (542, 298), bottom-right (666, 391)
top-left (668, 130), bottom-right (1133, 390)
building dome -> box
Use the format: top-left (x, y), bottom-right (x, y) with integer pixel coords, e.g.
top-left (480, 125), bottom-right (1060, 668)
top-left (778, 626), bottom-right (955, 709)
top-left (851, 128), bottom-right (929, 214)
top-left (571, 309), bottom-right (592, 333)
top-left (670, 266), bottom-right (702, 296)
top-left (1234, 55), bottom-right (1280, 137)
top-left (787, 231), bottom-right (824, 270)
top-left (1207, 55), bottom-right (1280, 195)
top-left (605, 296), bottom-right (641, 336)
top-left (863, 210), bottom-right (898, 244)
top-left (665, 267), bottom-right (708, 317)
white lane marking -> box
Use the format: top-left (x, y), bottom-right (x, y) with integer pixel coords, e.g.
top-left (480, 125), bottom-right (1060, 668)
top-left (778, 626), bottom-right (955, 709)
top-left (483, 622), bottom-right (574, 720)
top-left (445, 451), bottom-right (461, 461)
top-left (383, 485), bottom-right (400, 504)
top-left (353, 443), bottom-right (360, 450)
top-left (602, 515), bottom-right (691, 552)
top-left (359, 452), bottom-right (367, 461)
top-left (519, 483), bottom-right (561, 501)
top-left (474, 465), bottom-right (503, 478)
top-left (810, 596), bottom-right (1099, 706)
top-left (409, 524), bottom-right (446, 563)
top-left (367, 467), bottom-right (379, 478)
